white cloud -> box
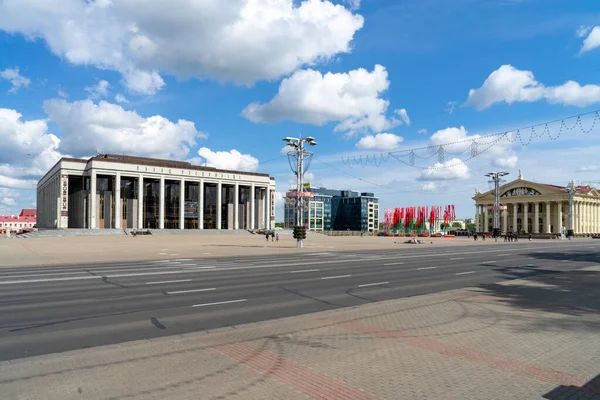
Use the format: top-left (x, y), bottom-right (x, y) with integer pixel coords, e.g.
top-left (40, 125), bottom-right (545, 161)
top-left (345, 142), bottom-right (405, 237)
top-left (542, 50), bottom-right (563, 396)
top-left (577, 25), bottom-right (592, 38)
top-left (242, 65), bottom-right (399, 135)
top-left (0, 175), bottom-right (37, 189)
top-left (58, 86), bottom-right (68, 98)
top-left (417, 128), bottom-right (428, 135)
top-left (580, 26), bottom-right (600, 54)
top-left (0, 67), bottom-right (30, 93)
top-left (578, 165), bottom-right (600, 172)
top-left (344, 0), bottom-right (361, 10)
top-left (418, 158), bottom-right (470, 181)
top-left (280, 145), bottom-right (296, 156)
top-left (0, 0), bottom-right (363, 94)
top-left (0, 188), bottom-right (19, 197)
top-left (445, 101), bottom-right (458, 114)
top-left (114, 94), bottom-right (129, 103)
top-left (429, 125), bottom-right (518, 169)
top-left (196, 148), bottom-right (259, 172)
top-left (356, 133), bottom-right (403, 150)
top-left (85, 80), bottom-right (110, 99)
top-left (274, 191), bottom-right (285, 208)
top-left (395, 108), bottom-right (410, 125)
top-left (43, 99), bottom-right (205, 159)
top-left (422, 182), bottom-right (436, 192)
top-left (1, 197), bottom-right (16, 206)
top-left (465, 64), bottom-right (600, 109)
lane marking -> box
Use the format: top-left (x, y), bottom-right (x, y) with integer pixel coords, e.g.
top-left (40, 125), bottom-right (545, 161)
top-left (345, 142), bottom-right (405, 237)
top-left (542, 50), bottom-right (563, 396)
top-left (417, 267), bottom-right (437, 270)
top-left (0, 276), bottom-right (101, 285)
top-left (158, 253), bottom-right (167, 255)
top-left (497, 254), bottom-right (510, 256)
top-left (358, 282), bottom-right (389, 288)
top-left (321, 275), bottom-right (351, 280)
top-left (482, 261), bottom-right (497, 263)
top-left (0, 271), bottom-right (87, 279)
top-left (174, 259), bottom-right (193, 261)
top-left (450, 257), bottom-right (464, 261)
top-left (192, 299), bottom-right (247, 307)
top-left (181, 264), bottom-right (197, 266)
top-left (146, 279), bottom-right (192, 285)
top-left (456, 271), bottom-right (476, 275)
top-left (289, 269), bottom-right (320, 274)
top-left (384, 262), bottom-right (404, 266)
top-left (166, 288), bottom-right (216, 295)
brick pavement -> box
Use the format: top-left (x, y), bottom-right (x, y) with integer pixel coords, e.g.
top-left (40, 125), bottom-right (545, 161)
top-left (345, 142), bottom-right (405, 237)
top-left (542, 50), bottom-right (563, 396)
top-left (1, 268), bottom-right (599, 399)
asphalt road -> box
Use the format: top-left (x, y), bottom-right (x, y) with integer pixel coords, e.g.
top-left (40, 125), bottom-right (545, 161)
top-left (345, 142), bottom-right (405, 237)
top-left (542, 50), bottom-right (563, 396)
top-left (1, 240), bottom-right (599, 361)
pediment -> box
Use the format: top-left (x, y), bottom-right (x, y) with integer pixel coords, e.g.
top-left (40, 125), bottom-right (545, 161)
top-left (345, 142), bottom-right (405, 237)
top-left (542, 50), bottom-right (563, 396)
top-left (473, 179), bottom-right (564, 201)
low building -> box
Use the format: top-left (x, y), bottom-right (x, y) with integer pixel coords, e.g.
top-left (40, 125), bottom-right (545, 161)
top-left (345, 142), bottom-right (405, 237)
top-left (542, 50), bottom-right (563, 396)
top-left (284, 187), bottom-right (379, 232)
top-left (0, 209), bottom-right (36, 233)
top-left (36, 154), bottom-right (276, 230)
top-left (473, 170), bottom-right (600, 235)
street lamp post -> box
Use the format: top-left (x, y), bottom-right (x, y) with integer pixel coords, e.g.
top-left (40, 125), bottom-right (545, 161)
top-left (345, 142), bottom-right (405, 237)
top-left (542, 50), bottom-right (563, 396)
top-left (485, 171), bottom-right (509, 241)
top-left (562, 180), bottom-right (576, 239)
top-left (283, 136), bottom-right (317, 248)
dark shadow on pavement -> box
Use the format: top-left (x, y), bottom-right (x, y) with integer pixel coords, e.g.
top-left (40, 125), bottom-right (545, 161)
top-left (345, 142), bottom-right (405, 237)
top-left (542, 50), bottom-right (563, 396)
top-left (543, 373), bottom-right (600, 399)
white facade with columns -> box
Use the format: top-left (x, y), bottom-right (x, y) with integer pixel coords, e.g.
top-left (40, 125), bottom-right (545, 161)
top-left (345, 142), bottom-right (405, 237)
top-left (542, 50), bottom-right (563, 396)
top-left (36, 154), bottom-right (276, 230)
top-left (473, 171), bottom-right (600, 236)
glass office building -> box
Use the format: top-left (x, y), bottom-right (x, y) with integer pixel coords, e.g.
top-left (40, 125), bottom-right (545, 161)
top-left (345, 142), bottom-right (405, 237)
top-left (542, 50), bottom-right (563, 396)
top-left (284, 187), bottom-right (379, 232)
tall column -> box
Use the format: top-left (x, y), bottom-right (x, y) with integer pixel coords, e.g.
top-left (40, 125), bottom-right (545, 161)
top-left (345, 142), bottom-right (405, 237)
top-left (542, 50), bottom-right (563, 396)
top-left (250, 183), bottom-right (256, 229)
top-left (179, 179), bottom-right (185, 229)
top-left (545, 201), bottom-right (551, 233)
top-left (502, 206), bottom-right (508, 233)
top-left (137, 175), bottom-right (144, 229)
top-left (199, 179), bottom-right (204, 230)
top-left (114, 173), bottom-right (121, 229)
top-left (523, 202), bottom-right (528, 233)
top-left (483, 205), bottom-right (488, 232)
top-left (595, 201), bottom-right (598, 233)
top-left (234, 182), bottom-right (239, 230)
top-left (574, 201), bottom-right (579, 234)
top-left (556, 201), bottom-right (562, 234)
top-left (475, 204), bottom-right (480, 232)
top-left (159, 177), bottom-right (165, 229)
top-left (90, 171), bottom-right (97, 229)
top-left (264, 188), bottom-right (269, 229)
top-left (513, 203), bottom-right (518, 233)
top-left (216, 181), bottom-right (222, 230)
top-left (533, 201), bottom-right (539, 233)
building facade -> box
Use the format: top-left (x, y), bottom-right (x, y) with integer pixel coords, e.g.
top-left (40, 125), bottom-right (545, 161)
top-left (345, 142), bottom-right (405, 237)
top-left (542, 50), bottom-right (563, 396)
top-left (473, 171), bottom-right (600, 235)
top-left (284, 187), bottom-right (379, 232)
top-left (0, 209), bottom-right (36, 233)
top-left (36, 154), bottom-right (276, 230)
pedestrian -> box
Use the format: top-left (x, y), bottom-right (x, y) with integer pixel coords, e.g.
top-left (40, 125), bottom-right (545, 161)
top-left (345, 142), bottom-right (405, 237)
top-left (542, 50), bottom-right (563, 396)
top-left (482, 233), bottom-right (486, 241)
top-left (276, 233), bottom-right (279, 242)
top-left (474, 232), bottom-right (478, 241)
top-left (504, 234), bottom-right (507, 242)
top-left (528, 233), bottom-right (532, 241)
top-left (265, 232), bottom-right (269, 242)
top-left (271, 231), bottom-right (275, 242)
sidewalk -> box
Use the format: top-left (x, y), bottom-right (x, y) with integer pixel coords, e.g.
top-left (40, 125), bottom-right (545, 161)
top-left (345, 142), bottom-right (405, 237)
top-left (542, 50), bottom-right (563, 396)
top-left (2, 265), bottom-right (599, 399)
top-left (0, 233), bottom-right (560, 268)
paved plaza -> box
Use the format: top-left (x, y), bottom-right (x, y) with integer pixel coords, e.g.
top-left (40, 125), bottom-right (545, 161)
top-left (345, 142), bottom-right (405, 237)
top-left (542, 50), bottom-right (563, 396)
top-left (2, 262), bottom-right (599, 399)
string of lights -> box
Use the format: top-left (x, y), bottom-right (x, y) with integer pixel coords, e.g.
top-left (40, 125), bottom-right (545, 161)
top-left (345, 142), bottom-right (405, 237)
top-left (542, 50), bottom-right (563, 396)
top-left (341, 109), bottom-right (600, 170)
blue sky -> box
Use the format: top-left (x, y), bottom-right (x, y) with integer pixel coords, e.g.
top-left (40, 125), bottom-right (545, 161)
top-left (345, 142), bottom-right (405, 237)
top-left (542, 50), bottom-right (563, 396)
top-left (1, 0), bottom-right (599, 220)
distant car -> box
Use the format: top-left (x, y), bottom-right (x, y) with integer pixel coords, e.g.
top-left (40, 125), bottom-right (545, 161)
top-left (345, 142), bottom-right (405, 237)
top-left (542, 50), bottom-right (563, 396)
top-left (377, 232), bottom-right (385, 236)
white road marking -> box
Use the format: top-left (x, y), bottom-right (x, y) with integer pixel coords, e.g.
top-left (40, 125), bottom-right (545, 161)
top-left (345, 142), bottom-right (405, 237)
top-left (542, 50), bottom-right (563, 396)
top-left (450, 257), bottom-right (464, 261)
top-left (289, 269), bottom-right (320, 273)
top-left (203, 252), bottom-right (212, 255)
top-left (158, 253), bottom-right (167, 255)
top-left (0, 276), bottom-right (101, 285)
top-left (146, 279), bottom-right (192, 285)
top-left (358, 282), bottom-right (389, 288)
top-left (482, 261), bottom-right (497, 263)
top-left (181, 264), bottom-right (197, 266)
top-left (384, 262), bottom-right (404, 266)
top-left (174, 259), bottom-right (193, 261)
top-left (456, 271), bottom-right (476, 275)
top-left (166, 288), bottom-right (216, 295)
top-left (306, 253), bottom-right (330, 256)
top-left (321, 275), bottom-right (351, 280)
top-left (497, 254), bottom-right (510, 256)
top-left (192, 299), bottom-right (247, 307)
top-left (151, 260), bottom-right (172, 263)
top-left (0, 271), bottom-right (87, 279)
top-left (417, 267), bottom-right (437, 270)
top-left (170, 254), bottom-right (178, 256)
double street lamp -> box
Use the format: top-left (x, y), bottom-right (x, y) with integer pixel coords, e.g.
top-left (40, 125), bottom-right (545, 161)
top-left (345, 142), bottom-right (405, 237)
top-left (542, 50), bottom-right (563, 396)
top-left (283, 136), bottom-right (317, 248)
top-left (485, 171), bottom-right (509, 241)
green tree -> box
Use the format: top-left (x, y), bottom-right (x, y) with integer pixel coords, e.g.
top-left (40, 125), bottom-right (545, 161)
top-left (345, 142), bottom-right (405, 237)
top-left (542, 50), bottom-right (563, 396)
top-left (451, 222), bottom-right (462, 228)
top-left (275, 222), bottom-right (285, 228)
top-left (465, 223), bottom-right (476, 230)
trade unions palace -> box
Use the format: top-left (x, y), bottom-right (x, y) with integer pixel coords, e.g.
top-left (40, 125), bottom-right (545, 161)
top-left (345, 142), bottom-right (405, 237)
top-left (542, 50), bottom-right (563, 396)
top-left (36, 154), bottom-right (276, 231)
top-left (473, 170), bottom-right (600, 235)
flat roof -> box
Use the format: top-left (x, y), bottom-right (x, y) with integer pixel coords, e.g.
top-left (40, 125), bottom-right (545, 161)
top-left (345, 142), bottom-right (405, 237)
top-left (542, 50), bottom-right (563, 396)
top-left (39, 154), bottom-right (274, 184)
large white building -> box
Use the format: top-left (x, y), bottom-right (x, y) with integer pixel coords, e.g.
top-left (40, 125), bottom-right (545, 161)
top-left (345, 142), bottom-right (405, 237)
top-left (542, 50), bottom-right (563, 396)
top-left (473, 170), bottom-right (600, 235)
top-left (37, 154), bottom-right (276, 230)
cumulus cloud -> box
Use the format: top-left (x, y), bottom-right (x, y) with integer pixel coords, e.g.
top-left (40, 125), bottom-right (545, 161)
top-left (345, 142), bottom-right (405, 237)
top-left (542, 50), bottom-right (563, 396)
top-left (429, 125), bottom-right (518, 169)
top-left (114, 94), bottom-right (129, 103)
top-left (422, 182), bottom-right (436, 192)
top-left (57, 86), bottom-right (68, 98)
top-left (0, 0), bottom-right (363, 94)
top-left (578, 165), bottom-right (600, 172)
top-left (85, 80), bottom-right (110, 99)
top-left (465, 65), bottom-right (600, 109)
top-left (195, 148), bottom-right (259, 172)
top-left (1, 197), bottom-right (16, 206)
top-left (418, 158), bottom-right (470, 181)
top-left (0, 175), bottom-right (38, 189)
top-left (577, 25), bottom-right (592, 38)
top-left (417, 128), bottom-right (428, 135)
top-left (43, 99), bottom-right (205, 159)
top-left (395, 108), bottom-right (410, 125)
top-left (0, 67), bottom-right (30, 93)
top-left (445, 101), bottom-right (458, 114)
top-left (242, 65), bottom-right (400, 135)
top-left (580, 26), bottom-right (600, 54)
top-left (356, 133), bottom-right (403, 150)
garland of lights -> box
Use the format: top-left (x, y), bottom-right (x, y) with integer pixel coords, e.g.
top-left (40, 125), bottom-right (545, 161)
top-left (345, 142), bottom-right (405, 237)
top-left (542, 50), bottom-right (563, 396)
top-left (341, 110), bottom-right (599, 170)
